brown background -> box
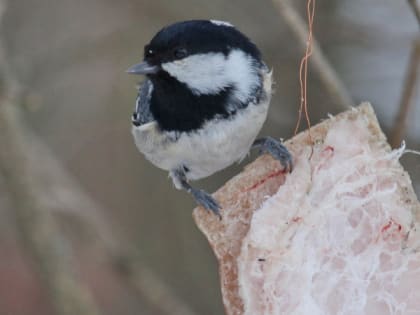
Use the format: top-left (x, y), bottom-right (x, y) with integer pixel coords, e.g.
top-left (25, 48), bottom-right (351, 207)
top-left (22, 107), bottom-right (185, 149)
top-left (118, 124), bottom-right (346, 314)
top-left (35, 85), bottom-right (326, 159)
top-left (0, 0), bottom-right (419, 314)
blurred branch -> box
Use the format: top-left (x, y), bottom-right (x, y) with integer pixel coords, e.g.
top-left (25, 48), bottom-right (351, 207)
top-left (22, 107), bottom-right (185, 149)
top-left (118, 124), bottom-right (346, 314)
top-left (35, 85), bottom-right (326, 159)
top-left (114, 255), bottom-right (199, 315)
top-left (22, 134), bottom-right (200, 315)
top-left (390, 38), bottom-right (420, 148)
top-left (10, 115), bottom-right (199, 315)
top-left (0, 4), bottom-right (198, 314)
top-left (0, 33), bottom-right (101, 315)
top-left (271, 0), bottom-right (354, 110)
top-left (408, 0), bottom-right (420, 28)
top-left (0, 3), bottom-right (99, 315)
top-left (0, 106), bottom-right (101, 315)
top-left (6, 112), bottom-right (199, 314)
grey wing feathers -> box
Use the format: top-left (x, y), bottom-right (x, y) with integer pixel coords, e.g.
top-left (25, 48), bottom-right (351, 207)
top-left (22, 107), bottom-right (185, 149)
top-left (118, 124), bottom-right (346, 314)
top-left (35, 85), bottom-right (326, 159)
top-left (132, 80), bottom-right (154, 126)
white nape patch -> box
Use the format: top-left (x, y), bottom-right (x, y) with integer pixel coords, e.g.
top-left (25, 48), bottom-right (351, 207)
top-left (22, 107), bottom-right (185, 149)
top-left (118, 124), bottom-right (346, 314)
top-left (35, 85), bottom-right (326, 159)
top-left (161, 49), bottom-right (260, 103)
top-left (210, 20), bottom-right (234, 27)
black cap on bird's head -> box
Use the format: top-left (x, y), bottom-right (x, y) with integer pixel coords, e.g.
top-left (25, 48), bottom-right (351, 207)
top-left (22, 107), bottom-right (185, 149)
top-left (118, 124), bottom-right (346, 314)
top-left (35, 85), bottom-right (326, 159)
top-left (127, 20), bottom-right (261, 76)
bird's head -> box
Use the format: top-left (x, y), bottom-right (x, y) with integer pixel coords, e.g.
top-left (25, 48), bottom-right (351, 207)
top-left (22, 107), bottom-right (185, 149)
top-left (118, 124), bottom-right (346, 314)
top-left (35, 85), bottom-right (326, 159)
top-left (128, 20), bottom-right (264, 100)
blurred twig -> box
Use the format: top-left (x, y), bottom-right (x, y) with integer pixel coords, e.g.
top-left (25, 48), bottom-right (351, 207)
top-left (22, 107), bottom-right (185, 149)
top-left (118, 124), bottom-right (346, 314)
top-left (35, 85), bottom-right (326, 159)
top-left (23, 133), bottom-right (199, 315)
top-left (408, 0), bottom-right (420, 28)
top-left (0, 3), bottom-right (99, 315)
top-left (0, 5), bottom-right (198, 314)
top-left (12, 119), bottom-right (199, 315)
top-left (0, 106), bottom-right (101, 315)
top-left (0, 2), bottom-right (199, 315)
top-left (390, 39), bottom-right (420, 148)
top-left (271, 0), bottom-right (354, 110)
top-left (114, 255), bottom-right (199, 315)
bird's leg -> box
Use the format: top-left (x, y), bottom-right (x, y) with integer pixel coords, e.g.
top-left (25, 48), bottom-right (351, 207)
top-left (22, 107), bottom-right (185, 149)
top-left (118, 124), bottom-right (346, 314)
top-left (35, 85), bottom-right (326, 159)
top-left (170, 169), bottom-right (221, 218)
top-left (252, 136), bottom-right (293, 172)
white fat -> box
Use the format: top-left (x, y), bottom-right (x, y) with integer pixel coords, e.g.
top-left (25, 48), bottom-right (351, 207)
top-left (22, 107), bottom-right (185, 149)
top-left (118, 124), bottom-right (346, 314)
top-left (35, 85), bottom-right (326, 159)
top-left (132, 70), bottom-right (272, 182)
top-left (237, 112), bottom-right (420, 315)
top-left (210, 20), bottom-right (234, 27)
top-left (161, 49), bottom-right (260, 103)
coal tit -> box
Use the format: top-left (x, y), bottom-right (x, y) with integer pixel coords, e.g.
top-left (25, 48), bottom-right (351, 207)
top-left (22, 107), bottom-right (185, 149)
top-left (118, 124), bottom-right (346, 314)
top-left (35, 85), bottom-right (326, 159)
top-left (128, 20), bottom-right (292, 217)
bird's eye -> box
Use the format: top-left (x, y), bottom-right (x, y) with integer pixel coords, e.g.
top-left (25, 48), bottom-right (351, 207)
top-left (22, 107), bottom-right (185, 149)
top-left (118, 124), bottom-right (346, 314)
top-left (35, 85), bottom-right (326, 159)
top-left (173, 48), bottom-right (188, 59)
top-left (145, 47), bottom-right (154, 58)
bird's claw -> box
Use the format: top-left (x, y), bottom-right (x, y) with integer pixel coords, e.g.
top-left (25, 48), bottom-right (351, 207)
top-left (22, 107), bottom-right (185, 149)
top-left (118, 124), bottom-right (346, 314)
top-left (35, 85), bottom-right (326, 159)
top-left (254, 137), bottom-right (293, 172)
top-left (191, 189), bottom-right (221, 219)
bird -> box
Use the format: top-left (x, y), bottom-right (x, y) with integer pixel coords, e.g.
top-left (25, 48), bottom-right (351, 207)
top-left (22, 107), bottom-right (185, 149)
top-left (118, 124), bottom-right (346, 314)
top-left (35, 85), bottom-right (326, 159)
top-left (128, 20), bottom-right (292, 217)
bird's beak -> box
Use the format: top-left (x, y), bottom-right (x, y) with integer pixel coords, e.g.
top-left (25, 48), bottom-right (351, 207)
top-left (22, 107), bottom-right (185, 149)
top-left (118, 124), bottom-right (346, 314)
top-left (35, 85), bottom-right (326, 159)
top-left (126, 61), bottom-right (159, 75)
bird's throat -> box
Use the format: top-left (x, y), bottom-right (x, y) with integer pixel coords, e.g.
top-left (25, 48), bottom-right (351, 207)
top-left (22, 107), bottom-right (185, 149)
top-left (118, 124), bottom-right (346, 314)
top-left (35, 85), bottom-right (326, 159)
top-left (150, 74), bottom-right (234, 133)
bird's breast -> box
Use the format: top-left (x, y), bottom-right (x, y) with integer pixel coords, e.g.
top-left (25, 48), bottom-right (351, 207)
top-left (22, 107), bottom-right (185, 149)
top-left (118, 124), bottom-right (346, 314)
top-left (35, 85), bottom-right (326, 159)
top-left (132, 99), bottom-right (270, 180)
top-left (132, 68), bottom-right (273, 180)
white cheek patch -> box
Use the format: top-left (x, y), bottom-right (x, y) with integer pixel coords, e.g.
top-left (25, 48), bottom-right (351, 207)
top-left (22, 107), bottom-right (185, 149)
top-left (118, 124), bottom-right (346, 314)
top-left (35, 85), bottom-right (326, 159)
top-left (161, 49), bottom-right (260, 103)
top-left (162, 53), bottom-right (228, 95)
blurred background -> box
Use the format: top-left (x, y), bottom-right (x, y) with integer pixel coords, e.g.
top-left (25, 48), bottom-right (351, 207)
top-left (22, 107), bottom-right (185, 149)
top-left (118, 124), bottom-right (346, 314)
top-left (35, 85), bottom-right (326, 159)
top-left (0, 0), bottom-right (419, 314)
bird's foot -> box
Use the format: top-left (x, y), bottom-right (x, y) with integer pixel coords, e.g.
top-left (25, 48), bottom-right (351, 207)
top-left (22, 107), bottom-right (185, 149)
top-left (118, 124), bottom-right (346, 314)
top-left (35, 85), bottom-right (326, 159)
top-left (170, 168), bottom-right (222, 219)
top-left (253, 136), bottom-right (293, 172)
top-left (191, 188), bottom-right (221, 219)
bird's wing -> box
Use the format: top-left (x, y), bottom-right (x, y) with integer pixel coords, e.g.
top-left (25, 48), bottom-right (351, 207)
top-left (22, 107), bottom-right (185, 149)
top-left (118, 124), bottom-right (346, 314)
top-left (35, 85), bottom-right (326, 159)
top-left (132, 79), bottom-right (155, 126)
